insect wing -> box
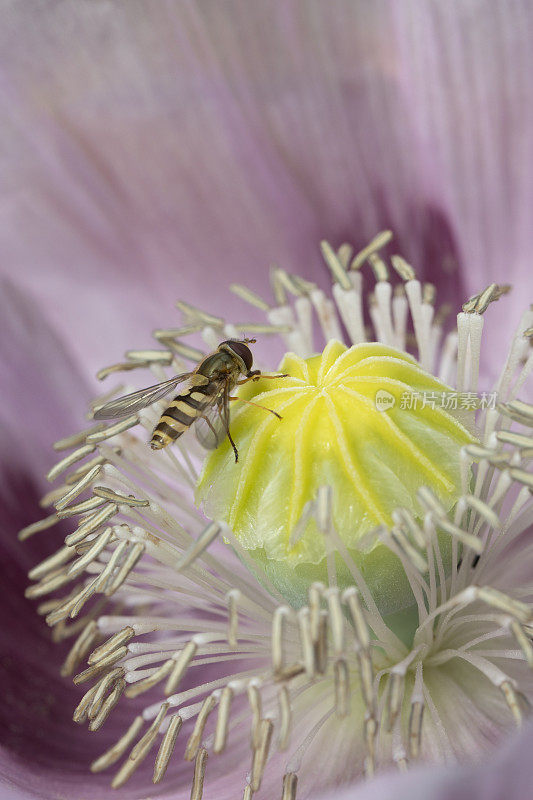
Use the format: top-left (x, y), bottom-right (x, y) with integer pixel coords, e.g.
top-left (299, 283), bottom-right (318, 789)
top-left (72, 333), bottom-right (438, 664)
top-left (93, 372), bottom-right (193, 419)
top-left (194, 387), bottom-right (227, 450)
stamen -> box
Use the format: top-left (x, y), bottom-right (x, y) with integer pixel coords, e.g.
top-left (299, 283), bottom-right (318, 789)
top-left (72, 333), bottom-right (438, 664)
top-left (386, 672), bottom-right (404, 731)
top-left (39, 485), bottom-right (70, 508)
top-left (350, 230), bottom-right (393, 271)
top-left (371, 279), bottom-right (395, 345)
top-left (389, 527), bottom-right (428, 574)
top-left (324, 587), bottom-right (344, 656)
top-left (433, 517), bottom-right (484, 554)
top-left (89, 679), bottom-right (125, 731)
top-left (334, 658), bottom-right (350, 717)
top-left (54, 464), bottom-right (102, 511)
top-left (247, 681), bottom-right (263, 748)
top-left (308, 582), bottom-right (323, 642)
top-left (364, 755), bottom-right (375, 779)
top-left (103, 542), bottom-right (144, 595)
top-left (408, 700), bottom-right (424, 759)
top-left (463, 283), bottom-right (511, 315)
top-left (153, 325), bottom-right (204, 340)
top-left (309, 288), bottom-right (343, 342)
top-left (90, 646), bottom-right (129, 673)
top-left (235, 323), bottom-right (292, 334)
top-left (355, 649), bottom-right (375, 718)
top-left (213, 686), bottom-right (233, 754)
top-left (61, 620), bottom-right (99, 677)
top-left (459, 494), bottom-right (501, 531)
top-left (423, 283), bottom-right (436, 306)
top-left (57, 597), bottom-right (108, 641)
top-left (475, 587), bottom-right (531, 623)
top-left (297, 608), bottom-right (316, 678)
top-left (230, 283), bottom-right (271, 311)
top-left (167, 341), bottom-right (205, 362)
top-left (184, 694), bottom-right (217, 760)
top-left (509, 467), bottom-right (533, 491)
top-left (74, 661), bottom-right (123, 689)
top-left (92, 486), bottom-right (150, 507)
top-left (111, 702), bottom-right (169, 788)
top-left (391, 508), bottom-right (426, 549)
top-left (85, 416), bottom-right (139, 443)
top-left (165, 640), bottom-right (199, 695)
top-left (250, 718), bottom-right (274, 792)
top-left (464, 443), bottom-right (511, 464)
top-left (281, 772), bottom-right (298, 800)
top-left (89, 668), bottom-right (125, 719)
top-left (342, 588), bottom-right (370, 650)
top-left (25, 570), bottom-right (73, 600)
top-left (18, 512), bottom-right (58, 541)
top-left (46, 578), bottom-right (98, 626)
top-left (176, 299), bottom-right (224, 327)
top-left (125, 659), bottom-right (174, 698)
top-left (391, 254), bottom-right (415, 281)
top-left (320, 240), bottom-right (351, 291)
top-left (503, 399), bottom-right (533, 424)
top-left (364, 713), bottom-right (377, 765)
top-left (273, 268), bottom-right (303, 298)
top-left (53, 423), bottom-right (106, 452)
top-left (153, 714), bottom-right (183, 783)
top-left (497, 430), bottom-right (533, 450)
top-left (191, 748), bottom-right (208, 800)
top-left (28, 544), bottom-right (75, 582)
top-left (132, 702), bottom-right (170, 758)
top-left (227, 589), bottom-right (240, 648)
top-left (332, 272), bottom-right (366, 344)
top-left (73, 683), bottom-right (99, 724)
top-left (96, 361), bottom-right (150, 381)
top-left (56, 495), bottom-right (105, 518)
top-left (64, 503), bottom-right (118, 546)
top-left (125, 349), bottom-right (173, 364)
top-left (91, 715), bottom-right (144, 772)
top-left (277, 685), bottom-right (292, 750)
top-left (402, 280), bottom-right (426, 362)
top-left (92, 540), bottom-right (129, 593)
top-left (368, 252), bottom-right (388, 283)
top-left (89, 626), bottom-right (135, 665)
top-left (272, 606), bottom-right (291, 675)
top-left (66, 528), bottom-right (114, 578)
top-left (337, 243), bottom-right (353, 268)
top-left (64, 454), bottom-right (109, 485)
top-left (46, 444), bottom-right (97, 481)
top-left (314, 612), bottom-right (328, 675)
top-left (173, 522), bottom-right (221, 571)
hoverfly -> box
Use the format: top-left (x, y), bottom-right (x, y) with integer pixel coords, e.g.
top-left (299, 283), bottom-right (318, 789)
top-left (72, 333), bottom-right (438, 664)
top-left (93, 339), bottom-right (286, 462)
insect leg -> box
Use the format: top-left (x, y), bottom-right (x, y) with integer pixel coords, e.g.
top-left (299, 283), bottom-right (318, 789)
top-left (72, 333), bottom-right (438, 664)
top-left (200, 413), bottom-right (218, 438)
top-left (236, 373), bottom-right (288, 385)
top-left (229, 396), bottom-right (282, 420)
top-left (226, 427), bottom-right (239, 463)
top-left (222, 384), bottom-right (239, 463)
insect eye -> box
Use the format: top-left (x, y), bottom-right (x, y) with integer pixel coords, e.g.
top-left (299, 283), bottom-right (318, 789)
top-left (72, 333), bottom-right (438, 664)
top-left (224, 340), bottom-right (253, 371)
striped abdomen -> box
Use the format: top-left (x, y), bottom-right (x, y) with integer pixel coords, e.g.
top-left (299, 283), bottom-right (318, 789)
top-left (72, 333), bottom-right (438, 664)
top-left (150, 382), bottom-right (218, 450)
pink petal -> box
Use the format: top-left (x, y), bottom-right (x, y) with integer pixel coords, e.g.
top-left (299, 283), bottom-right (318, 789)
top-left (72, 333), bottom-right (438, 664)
top-left (3, 2), bottom-right (533, 380)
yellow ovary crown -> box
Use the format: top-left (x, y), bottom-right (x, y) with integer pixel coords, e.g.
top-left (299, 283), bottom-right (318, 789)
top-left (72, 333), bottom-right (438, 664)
top-left (197, 340), bottom-right (475, 588)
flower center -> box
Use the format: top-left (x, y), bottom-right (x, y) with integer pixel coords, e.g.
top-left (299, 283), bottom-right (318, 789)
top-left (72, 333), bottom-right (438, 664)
top-left (197, 339), bottom-right (475, 611)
